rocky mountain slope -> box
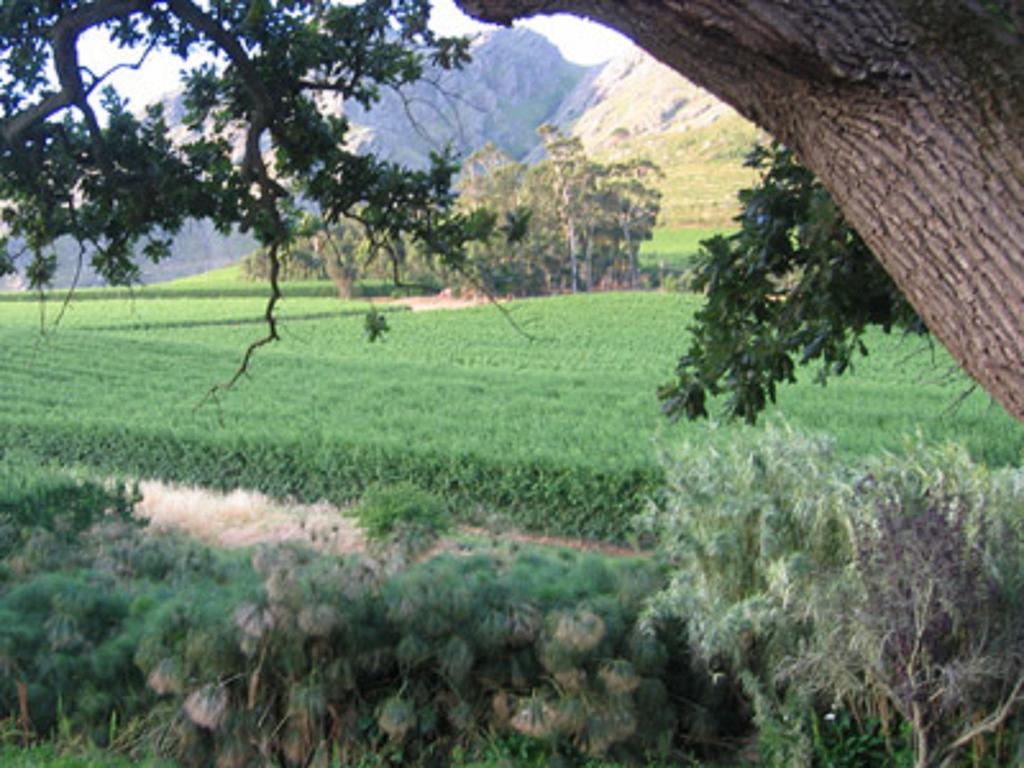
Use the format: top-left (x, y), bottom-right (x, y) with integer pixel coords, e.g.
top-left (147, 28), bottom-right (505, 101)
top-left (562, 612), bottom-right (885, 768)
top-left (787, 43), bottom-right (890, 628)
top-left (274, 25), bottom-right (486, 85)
top-left (552, 45), bottom-right (734, 152)
top-left (543, 43), bottom-right (761, 226)
top-left (343, 28), bottom-right (590, 165)
top-left (14, 29), bottom-right (757, 289)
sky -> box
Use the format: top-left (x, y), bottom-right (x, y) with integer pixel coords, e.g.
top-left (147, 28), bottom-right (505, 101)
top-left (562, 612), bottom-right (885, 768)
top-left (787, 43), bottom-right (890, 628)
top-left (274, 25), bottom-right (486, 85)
top-left (429, 0), bottom-right (630, 64)
top-left (77, 0), bottom-right (632, 109)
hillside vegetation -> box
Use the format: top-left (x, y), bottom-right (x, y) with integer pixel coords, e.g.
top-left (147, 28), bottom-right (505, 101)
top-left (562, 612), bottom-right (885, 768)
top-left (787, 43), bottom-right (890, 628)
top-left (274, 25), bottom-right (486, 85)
top-left (558, 46), bottom-right (763, 227)
top-left (598, 117), bottom-right (762, 227)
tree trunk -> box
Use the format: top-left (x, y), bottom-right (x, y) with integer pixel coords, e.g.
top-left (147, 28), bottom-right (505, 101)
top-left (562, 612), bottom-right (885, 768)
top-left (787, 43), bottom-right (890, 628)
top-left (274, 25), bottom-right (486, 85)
top-left (584, 223), bottom-right (594, 291)
top-left (622, 218), bottom-right (636, 289)
top-left (332, 273), bottom-right (354, 300)
top-left (458, 0), bottom-right (1024, 422)
top-left (568, 218), bottom-right (579, 294)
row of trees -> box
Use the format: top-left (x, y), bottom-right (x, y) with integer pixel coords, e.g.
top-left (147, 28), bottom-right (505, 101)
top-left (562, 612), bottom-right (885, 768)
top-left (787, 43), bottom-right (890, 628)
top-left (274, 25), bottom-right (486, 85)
top-left (242, 127), bottom-right (663, 299)
top-left (456, 127), bottom-right (662, 297)
top-left (241, 214), bottom-right (366, 297)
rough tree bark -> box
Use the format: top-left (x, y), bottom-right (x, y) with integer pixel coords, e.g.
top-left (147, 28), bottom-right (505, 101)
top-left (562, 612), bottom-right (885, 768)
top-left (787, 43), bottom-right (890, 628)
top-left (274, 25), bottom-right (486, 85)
top-left (457, 0), bottom-right (1024, 422)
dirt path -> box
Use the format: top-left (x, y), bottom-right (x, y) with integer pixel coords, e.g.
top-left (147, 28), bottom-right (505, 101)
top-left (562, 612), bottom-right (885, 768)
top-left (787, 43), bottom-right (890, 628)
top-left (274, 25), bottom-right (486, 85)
top-left (382, 292), bottom-right (498, 313)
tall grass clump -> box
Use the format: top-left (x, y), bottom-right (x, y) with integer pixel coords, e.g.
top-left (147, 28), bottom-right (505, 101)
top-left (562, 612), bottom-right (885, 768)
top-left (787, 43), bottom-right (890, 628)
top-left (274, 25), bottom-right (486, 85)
top-left (641, 428), bottom-right (1024, 767)
top-left (137, 545), bottom-right (694, 767)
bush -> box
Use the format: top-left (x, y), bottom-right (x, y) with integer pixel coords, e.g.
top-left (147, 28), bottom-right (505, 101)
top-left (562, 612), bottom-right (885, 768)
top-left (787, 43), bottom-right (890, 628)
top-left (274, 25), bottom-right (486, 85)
top-left (0, 456), bottom-right (257, 745)
top-left (353, 482), bottom-right (449, 543)
top-left (0, 475), bottom-right (726, 767)
top-left (0, 450), bottom-right (138, 560)
top-left (641, 428), bottom-right (1024, 767)
top-left (790, 443), bottom-right (1024, 768)
top-left (137, 544), bottom-right (694, 767)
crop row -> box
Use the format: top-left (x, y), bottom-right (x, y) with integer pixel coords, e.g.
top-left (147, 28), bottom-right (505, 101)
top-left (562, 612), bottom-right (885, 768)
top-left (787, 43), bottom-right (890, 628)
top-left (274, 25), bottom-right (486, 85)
top-left (76, 306), bottom-right (409, 333)
top-left (0, 277), bottom-right (428, 304)
top-left (0, 295), bottom-right (377, 330)
top-left (0, 418), bottom-right (654, 539)
top-left (0, 283), bottom-right (339, 302)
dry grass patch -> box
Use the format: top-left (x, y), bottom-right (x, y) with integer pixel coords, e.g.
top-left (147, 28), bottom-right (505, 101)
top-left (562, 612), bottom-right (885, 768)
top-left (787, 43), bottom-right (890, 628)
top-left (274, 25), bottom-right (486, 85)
top-left (135, 480), bottom-right (365, 554)
top-left (134, 480), bottom-right (647, 562)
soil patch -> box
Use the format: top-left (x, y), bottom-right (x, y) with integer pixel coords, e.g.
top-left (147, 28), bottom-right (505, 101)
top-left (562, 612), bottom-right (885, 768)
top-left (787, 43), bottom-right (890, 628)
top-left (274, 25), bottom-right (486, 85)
top-left (383, 292), bottom-right (498, 313)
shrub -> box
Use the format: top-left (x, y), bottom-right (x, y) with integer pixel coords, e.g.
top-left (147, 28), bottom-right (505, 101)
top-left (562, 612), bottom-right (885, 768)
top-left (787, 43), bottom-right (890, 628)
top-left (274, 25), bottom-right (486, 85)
top-left (0, 479), bottom-right (717, 768)
top-left (353, 482), bottom-right (450, 544)
top-left (639, 428), bottom-right (851, 697)
top-left (788, 443), bottom-right (1024, 768)
top-left (642, 428), bottom-right (1024, 767)
top-left (0, 457), bottom-right (256, 746)
top-left (134, 542), bottom-right (702, 767)
top-left (0, 450), bottom-right (138, 560)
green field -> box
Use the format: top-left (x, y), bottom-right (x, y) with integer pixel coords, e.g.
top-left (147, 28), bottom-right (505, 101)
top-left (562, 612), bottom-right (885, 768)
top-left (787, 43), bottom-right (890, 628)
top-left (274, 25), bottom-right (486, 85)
top-left (1, 289), bottom-right (1021, 539)
top-left (3, 286), bottom-right (1023, 767)
top-left (639, 227), bottom-right (728, 270)
top-left (0, 271), bottom-right (423, 303)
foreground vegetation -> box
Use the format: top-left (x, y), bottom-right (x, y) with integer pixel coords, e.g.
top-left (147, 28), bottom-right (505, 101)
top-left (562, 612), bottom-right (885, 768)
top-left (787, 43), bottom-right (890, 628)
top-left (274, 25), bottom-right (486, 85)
top-left (4, 429), bottom-right (1024, 766)
top-left (0, 451), bottom-right (687, 766)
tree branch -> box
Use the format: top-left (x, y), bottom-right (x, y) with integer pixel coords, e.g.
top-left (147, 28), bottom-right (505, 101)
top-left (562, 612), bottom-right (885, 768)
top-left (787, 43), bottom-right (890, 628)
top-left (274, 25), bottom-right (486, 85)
top-left (2, 0), bottom-right (151, 145)
top-left (197, 237), bottom-right (282, 408)
top-left (197, 115), bottom-right (288, 407)
top-left (944, 674), bottom-right (1024, 759)
top-left (162, 0), bottom-right (282, 185)
top-left (82, 38), bottom-right (159, 96)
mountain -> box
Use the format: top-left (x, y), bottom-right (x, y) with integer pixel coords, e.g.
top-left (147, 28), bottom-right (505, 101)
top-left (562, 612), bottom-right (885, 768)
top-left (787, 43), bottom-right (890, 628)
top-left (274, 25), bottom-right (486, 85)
top-left (10, 29), bottom-right (758, 289)
top-left (341, 28), bottom-right (591, 165)
top-left (545, 44), bottom-right (762, 226)
top-left (551, 45), bottom-right (733, 151)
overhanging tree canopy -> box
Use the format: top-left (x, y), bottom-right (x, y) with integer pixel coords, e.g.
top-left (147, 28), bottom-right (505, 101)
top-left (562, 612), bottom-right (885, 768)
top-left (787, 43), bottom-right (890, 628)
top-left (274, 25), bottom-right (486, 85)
top-left (457, 0), bottom-right (1024, 423)
top-left (0, 0), bottom-right (491, 385)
